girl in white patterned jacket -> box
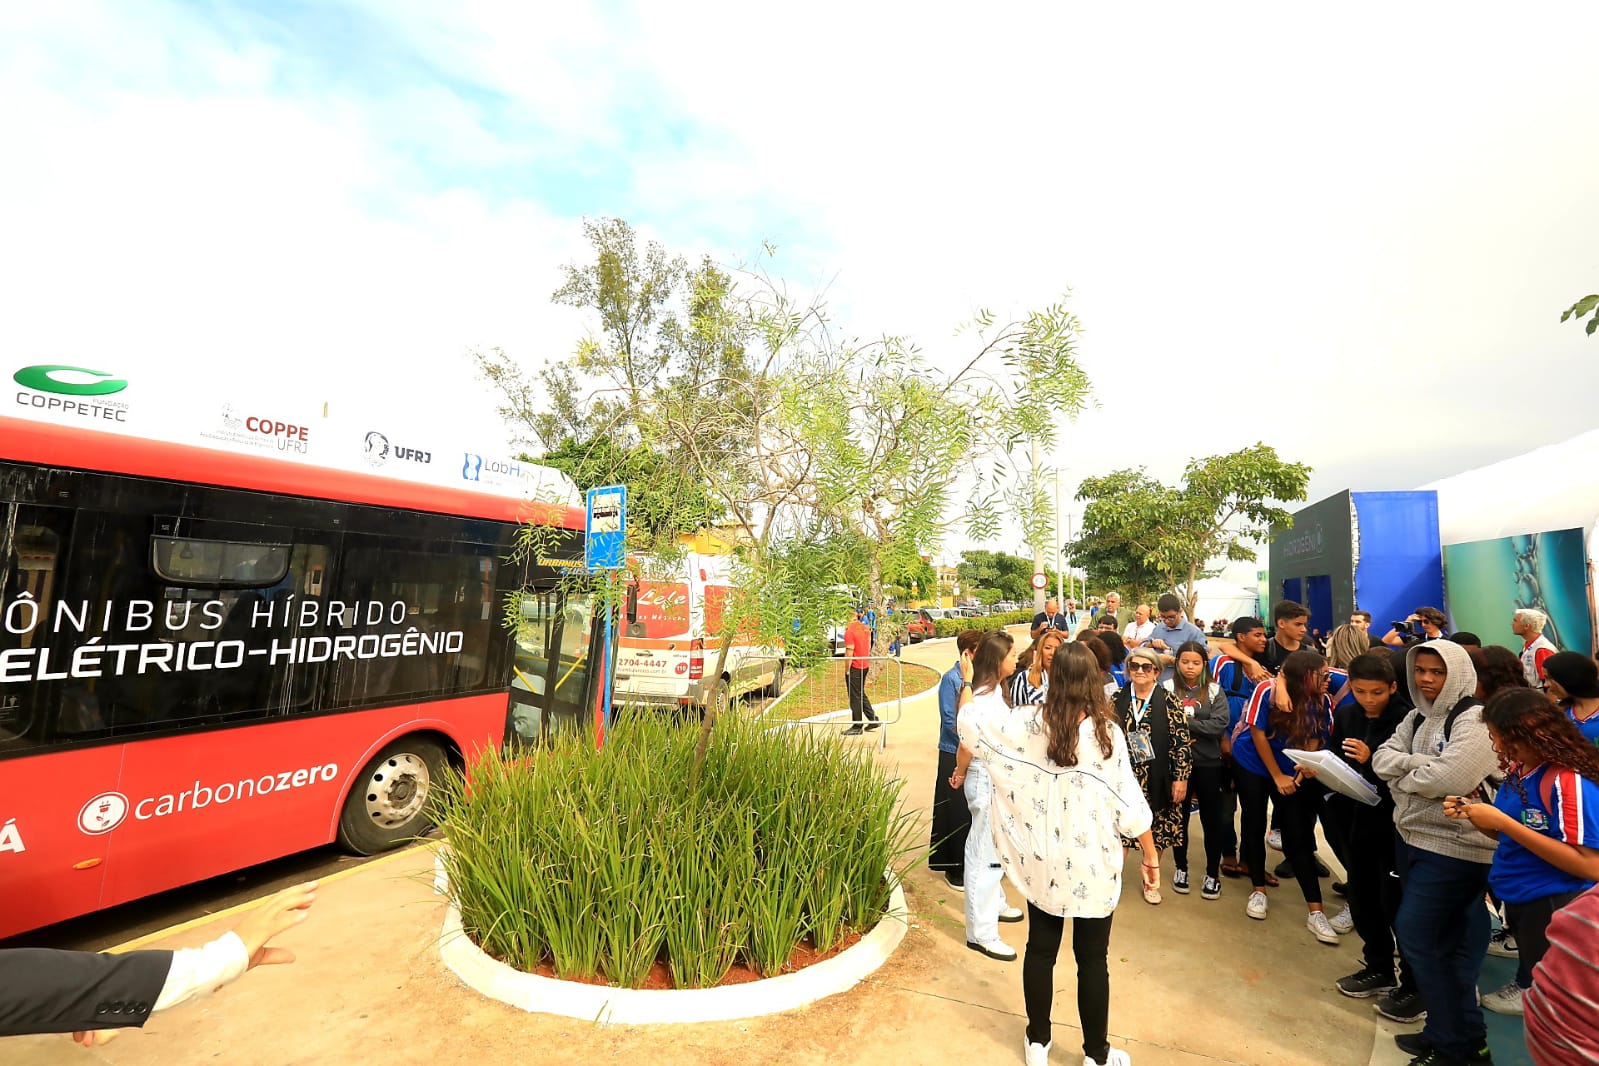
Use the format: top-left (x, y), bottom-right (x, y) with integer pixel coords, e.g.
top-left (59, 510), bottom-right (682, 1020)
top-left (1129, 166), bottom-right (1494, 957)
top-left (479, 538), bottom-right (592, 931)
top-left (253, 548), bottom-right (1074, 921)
top-left (958, 641), bottom-right (1158, 1066)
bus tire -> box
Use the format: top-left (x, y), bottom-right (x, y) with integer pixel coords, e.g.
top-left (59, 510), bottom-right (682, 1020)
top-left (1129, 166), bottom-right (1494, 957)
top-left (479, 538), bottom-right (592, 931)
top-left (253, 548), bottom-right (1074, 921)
top-left (765, 659), bottom-right (786, 698)
top-left (337, 737), bottom-right (446, 856)
top-left (709, 678), bottom-right (730, 718)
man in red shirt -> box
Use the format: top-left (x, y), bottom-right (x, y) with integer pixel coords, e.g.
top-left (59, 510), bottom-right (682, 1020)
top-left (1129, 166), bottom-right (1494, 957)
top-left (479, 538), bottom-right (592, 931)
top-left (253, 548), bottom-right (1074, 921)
top-left (843, 608), bottom-right (880, 736)
top-left (1513, 608), bottom-right (1558, 689)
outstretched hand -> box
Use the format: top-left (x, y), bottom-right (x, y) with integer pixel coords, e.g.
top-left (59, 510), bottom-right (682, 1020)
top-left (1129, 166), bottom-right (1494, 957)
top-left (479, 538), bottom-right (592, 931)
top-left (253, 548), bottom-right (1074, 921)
top-left (235, 880), bottom-right (319, 969)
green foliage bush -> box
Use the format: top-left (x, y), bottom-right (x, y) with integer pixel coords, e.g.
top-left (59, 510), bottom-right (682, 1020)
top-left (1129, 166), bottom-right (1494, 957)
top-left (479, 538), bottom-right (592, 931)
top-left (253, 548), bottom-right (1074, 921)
top-left (431, 712), bottom-right (918, 989)
top-left (932, 609), bottom-right (1032, 639)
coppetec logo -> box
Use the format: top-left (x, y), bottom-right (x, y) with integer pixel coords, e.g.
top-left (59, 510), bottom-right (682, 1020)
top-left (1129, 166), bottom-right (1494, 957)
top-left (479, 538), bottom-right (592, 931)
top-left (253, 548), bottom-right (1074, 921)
top-left (13, 364), bottom-right (131, 423)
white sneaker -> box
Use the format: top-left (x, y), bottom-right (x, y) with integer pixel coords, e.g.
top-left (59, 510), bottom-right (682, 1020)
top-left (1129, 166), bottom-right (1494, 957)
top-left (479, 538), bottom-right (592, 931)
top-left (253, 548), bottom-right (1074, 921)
top-left (1023, 1037), bottom-right (1051, 1066)
top-left (1487, 928), bottom-right (1519, 957)
top-left (999, 903), bottom-right (1025, 923)
top-left (968, 938), bottom-right (1018, 961)
top-left (1267, 829), bottom-right (1283, 851)
top-left (1329, 905), bottom-right (1354, 935)
top-left (1086, 1050), bottom-right (1131, 1066)
top-left (1481, 980), bottom-right (1526, 1016)
top-left (1307, 910), bottom-right (1340, 945)
top-left (1246, 891), bottom-right (1268, 920)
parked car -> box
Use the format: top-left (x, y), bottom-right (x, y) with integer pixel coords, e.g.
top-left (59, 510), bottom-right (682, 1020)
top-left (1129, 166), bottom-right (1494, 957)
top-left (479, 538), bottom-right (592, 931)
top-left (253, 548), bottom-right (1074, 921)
top-left (906, 609), bottom-right (938, 642)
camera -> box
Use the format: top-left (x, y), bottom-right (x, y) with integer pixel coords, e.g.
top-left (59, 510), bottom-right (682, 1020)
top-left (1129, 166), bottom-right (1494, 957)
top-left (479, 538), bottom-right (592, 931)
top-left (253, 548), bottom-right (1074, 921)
top-left (1389, 619), bottom-right (1419, 637)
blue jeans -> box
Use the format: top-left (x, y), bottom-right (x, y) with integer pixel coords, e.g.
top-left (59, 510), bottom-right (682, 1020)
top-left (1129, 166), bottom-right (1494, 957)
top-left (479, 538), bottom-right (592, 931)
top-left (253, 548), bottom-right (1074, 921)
top-left (1393, 833), bottom-right (1491, 1058)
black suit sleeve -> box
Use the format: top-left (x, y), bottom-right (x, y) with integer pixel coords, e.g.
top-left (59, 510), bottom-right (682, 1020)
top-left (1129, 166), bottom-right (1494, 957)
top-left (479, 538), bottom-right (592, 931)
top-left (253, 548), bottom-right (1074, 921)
top-left (0, 948), bottom-right (173, 1036)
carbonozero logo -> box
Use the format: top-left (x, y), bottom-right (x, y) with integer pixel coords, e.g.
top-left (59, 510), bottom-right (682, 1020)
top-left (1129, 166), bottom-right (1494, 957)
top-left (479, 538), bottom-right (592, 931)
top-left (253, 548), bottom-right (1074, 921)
top-left (76, 763), bottom-right (339, 833)
top-left (13, 365), bottom-right (129, 397)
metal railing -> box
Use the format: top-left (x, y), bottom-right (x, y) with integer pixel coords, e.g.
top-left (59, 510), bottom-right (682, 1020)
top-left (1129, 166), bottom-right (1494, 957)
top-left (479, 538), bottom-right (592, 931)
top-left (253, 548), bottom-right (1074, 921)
top-left (754, 654), bottom-right (916, 750)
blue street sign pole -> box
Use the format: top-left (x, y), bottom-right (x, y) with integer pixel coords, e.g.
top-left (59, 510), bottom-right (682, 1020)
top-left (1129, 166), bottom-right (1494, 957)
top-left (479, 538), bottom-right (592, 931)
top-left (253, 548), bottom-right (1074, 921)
top-left (585, 486), bottom-right (627, 748)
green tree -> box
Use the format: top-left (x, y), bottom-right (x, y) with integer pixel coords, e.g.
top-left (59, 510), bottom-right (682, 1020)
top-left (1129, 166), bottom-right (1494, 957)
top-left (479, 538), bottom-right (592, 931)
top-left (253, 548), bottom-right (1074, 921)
top-left (1068, 444), bottom-right (1311, 615)
top-left (481, 218), bottom-right (1093, 763)
top-left (534, 435), bottom-right (720, 541)
top-left (1562, 294), bottom-right (1599, 336)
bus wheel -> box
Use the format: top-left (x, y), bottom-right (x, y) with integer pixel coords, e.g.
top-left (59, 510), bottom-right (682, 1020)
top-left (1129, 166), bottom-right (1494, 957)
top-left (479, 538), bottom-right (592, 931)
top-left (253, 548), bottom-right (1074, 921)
top-left (710, 679), bottom-right (730, 718)
top-left (338, 737), bottom-right (446, 855)
top-left (765, 659), bottom-right (786, 698)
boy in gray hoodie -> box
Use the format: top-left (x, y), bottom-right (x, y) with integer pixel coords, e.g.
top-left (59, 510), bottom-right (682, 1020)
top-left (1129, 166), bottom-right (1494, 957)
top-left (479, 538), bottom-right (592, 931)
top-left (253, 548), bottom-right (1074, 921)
top-left (1372, 639), bottom-right (1499, 1066)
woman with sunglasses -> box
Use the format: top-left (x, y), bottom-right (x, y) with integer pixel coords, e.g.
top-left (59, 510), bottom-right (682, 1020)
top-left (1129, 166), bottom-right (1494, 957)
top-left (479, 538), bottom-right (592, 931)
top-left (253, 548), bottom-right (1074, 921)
top-left (1113, 647), bottom-right (1192, 904)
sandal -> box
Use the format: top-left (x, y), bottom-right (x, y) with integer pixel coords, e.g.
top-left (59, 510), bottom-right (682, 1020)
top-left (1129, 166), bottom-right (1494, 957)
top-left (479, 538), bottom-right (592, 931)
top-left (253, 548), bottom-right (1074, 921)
top-left (1141, 862), bottom-right (1162, 905)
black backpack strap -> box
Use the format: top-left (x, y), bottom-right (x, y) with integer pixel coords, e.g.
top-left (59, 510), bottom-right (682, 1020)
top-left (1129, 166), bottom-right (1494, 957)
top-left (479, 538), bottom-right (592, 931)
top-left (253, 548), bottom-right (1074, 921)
top-left (1441, 699), bottom-right (1483, 743)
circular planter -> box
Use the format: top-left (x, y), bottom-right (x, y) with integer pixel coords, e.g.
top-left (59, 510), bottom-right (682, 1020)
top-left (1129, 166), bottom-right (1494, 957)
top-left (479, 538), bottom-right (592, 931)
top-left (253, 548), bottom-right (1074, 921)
top-left (433, 851), bottom-right (908, 1024)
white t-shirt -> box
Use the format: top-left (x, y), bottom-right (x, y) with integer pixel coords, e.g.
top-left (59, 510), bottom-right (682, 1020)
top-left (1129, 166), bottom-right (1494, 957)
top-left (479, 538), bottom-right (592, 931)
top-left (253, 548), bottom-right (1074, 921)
top-left (1123, 619), bottom-right (1155, 645)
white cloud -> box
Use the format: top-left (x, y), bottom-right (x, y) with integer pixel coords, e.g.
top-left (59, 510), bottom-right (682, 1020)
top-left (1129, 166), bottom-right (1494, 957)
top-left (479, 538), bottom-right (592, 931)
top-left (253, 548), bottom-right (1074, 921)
top-left (3, 0), bottom-right (1597, 559)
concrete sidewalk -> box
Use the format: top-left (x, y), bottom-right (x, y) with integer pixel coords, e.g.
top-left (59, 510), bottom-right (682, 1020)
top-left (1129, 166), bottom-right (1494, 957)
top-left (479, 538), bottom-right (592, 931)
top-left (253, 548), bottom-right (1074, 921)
top-left (6, 631), bottom-right (1474, 1066)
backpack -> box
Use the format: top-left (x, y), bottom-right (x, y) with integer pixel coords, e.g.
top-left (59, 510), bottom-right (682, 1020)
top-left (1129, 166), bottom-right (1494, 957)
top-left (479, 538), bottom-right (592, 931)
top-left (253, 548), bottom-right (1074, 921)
top-left (1409, 699), bottom-right (1492, 798)
top-left (1407, 700), bottom-right (1481, 747)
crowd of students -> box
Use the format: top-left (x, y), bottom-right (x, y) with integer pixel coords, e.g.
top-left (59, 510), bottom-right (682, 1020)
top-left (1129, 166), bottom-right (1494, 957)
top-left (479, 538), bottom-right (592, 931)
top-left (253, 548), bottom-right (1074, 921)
top-left (931, 595), bottom-right (1599, 1066)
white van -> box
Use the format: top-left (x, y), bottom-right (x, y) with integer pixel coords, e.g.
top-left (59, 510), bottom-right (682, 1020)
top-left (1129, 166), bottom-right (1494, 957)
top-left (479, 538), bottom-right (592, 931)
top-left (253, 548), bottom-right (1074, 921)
top-left (612, 553), bottom-right (785, 713)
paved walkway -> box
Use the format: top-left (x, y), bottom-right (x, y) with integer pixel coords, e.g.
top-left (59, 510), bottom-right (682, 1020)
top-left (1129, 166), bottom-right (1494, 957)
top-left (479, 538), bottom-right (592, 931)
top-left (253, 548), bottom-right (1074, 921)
top-left (5, 629), bottom-right (1533, 1065)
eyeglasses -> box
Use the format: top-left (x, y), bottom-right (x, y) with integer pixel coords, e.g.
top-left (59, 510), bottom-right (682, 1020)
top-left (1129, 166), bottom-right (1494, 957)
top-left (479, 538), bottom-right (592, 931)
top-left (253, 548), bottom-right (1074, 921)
top-left (1128, 663), bottom-right (1156, 673)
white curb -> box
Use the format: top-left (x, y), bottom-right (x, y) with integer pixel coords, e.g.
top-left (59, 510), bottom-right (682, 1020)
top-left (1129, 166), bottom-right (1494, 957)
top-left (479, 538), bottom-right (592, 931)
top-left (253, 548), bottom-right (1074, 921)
top-left (434, 853), bottom-right (909, 1025)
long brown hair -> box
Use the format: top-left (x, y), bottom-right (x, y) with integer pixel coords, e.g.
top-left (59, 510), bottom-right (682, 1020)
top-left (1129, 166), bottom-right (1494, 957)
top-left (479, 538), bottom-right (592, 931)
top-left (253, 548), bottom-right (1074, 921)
top-left (1269, 650), bottom-right (1329, 749)
top-left (971, 631), bottom-right (1015, 705)
top-left (1041, 643), bottom-right (1116, 767)
top-left (1484, 687), bottom-right (1599, 792)
top-left (1027, 630), bottom-right (1067, 686)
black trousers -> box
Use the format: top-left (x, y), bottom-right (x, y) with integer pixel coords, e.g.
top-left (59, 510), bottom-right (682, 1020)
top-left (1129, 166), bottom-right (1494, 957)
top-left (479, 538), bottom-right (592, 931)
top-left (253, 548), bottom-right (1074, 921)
top-left (1236, 767), bottom-right (1322, 903)
top-left (1023, 902), bottom-right (1114, 1060)
top-left (1327, 797), bottom-right (1415, 987)
top-left (1505, 891), bottom-right (1581, 988)
top-left (929, 748), bottom-right (971, 874)
top-left (1173, 762), bottom-right (1230, 879)
top-left (846, 666), bottom-right (877, 724)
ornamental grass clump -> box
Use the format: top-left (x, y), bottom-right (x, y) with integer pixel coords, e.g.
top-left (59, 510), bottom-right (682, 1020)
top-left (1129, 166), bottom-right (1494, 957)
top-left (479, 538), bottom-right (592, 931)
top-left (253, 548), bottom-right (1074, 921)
top-left (431, 710), bottom-right (918, 989)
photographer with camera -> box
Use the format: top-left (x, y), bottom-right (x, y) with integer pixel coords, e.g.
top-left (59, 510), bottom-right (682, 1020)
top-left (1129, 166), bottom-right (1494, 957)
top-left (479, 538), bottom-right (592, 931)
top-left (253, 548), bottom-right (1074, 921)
top-left (1382, 607), bottom-right (1447, 650)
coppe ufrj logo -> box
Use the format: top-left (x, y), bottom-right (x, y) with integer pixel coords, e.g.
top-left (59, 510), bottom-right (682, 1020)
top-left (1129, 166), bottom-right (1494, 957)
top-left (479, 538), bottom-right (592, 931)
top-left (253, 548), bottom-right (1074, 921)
top-left (13, 365), bottom-right (129, 397)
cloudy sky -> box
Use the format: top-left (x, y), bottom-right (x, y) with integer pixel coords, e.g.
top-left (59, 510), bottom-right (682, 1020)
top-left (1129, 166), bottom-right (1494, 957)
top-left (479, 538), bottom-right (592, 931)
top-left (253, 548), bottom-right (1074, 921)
top-left (4, 2), bottom-right (1596, 564)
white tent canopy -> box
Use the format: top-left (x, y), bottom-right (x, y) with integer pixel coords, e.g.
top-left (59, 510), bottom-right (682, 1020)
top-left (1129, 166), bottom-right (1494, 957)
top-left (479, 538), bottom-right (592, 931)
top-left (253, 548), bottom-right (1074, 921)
top-left (1188, 578), bottom-right (1260, 627)
top-left (1421, 428), bottom-right (1599, 546)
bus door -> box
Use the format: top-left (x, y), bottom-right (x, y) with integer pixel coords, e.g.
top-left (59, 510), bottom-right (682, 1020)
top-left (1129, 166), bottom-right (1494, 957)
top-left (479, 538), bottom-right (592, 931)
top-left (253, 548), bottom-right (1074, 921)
top-left (0, 501), bottom-right (122, 933)
top-left (507, 586), bottom-right (605, 747)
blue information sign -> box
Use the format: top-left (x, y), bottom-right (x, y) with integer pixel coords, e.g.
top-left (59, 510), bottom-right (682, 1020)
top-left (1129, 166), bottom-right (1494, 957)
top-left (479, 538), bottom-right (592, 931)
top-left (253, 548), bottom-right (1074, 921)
top-left (585, 485), bottom-right (626, 570)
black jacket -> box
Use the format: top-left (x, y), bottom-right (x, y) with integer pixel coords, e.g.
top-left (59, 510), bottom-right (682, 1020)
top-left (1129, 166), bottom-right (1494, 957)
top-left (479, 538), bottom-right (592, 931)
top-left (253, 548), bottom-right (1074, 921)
top-left (1330, 700), bottom-right (1408, 814)
top-left (0, 947), bottom-right (171, 1036)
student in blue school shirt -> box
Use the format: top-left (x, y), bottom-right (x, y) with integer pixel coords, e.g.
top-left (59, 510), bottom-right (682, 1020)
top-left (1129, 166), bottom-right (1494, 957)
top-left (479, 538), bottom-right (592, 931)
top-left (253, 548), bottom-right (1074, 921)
top-left (1209, 617), bottom-right (1269, 879)
top-left (1542, 651), bottom-right (1599, 746)
top-left (1445, 687), bottom-right (1599, 1019)
top-left (1231, 649), bottom-right (1336, 941)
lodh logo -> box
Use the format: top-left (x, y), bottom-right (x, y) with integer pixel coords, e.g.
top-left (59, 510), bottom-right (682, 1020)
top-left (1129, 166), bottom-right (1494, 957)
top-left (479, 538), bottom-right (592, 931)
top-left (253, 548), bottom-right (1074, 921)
top-left (78, 791), bottom-right (130, 835)
top-left (462, 453), bottom-right (484, 481)
top-left (13, 365), bottom-right (129, 397)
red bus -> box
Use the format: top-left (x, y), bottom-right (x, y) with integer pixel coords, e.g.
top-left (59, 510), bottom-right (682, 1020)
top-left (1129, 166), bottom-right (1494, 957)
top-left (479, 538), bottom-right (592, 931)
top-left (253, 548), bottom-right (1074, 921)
top-left (0, 414), bottom-right (604, 939)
